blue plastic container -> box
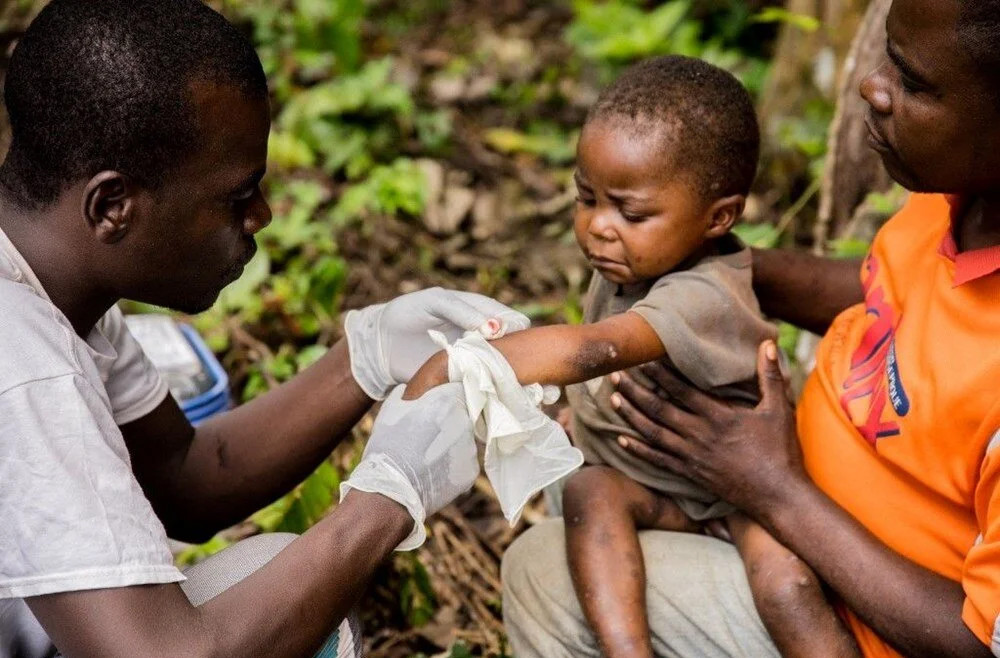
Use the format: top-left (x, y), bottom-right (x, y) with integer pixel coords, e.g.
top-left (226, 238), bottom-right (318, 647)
top-left (125, 315), bottom-right (231, 425)
top-left (176, 324), bottom-right (231, 425)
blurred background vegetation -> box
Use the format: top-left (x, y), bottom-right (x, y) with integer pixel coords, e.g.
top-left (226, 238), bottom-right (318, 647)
top-left (0, 0), bottom-right (901, 655)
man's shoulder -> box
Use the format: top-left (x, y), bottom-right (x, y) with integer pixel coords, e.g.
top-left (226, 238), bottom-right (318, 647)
top-left (0, 278), bottom-right (79, 395)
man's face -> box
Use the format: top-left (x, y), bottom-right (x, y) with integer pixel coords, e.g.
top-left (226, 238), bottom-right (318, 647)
top-left (860, 0), bottom-right (1000, 194)
top-left (124, 80), bottom-right (272, 313)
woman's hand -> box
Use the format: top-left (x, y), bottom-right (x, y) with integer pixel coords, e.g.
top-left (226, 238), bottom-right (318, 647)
top-left (610, 341), bottom-right (808, 521)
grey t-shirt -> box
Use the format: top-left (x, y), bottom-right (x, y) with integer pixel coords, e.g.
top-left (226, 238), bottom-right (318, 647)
top-left (565, 236), bottom-right (777, 520)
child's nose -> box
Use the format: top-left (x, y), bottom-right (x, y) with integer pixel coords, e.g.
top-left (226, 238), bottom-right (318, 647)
top-left (588, 209), bottom-right (617, 241)
top-left (859, 61), bottom-right (892, 115)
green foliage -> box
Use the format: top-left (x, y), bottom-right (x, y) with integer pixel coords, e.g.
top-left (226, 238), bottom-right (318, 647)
top-left (329, 158), bottom-right (428, 227)
top-left (398, 552), bottom-right (438, 627)
top-left (174, 535), bottom-right (234, 567)
top-left (483, 122), bottom-right (579, 165)
top-left (223, 0), bottom-right (366, 95)
top-left (565, 0), bottom-right (770, 94)
top-left (732, 222), bottom-right (781, 249)
top-left (751, 8), bottom-right (820, 33)
top-left (273, 57), bottom-right (415, 179)
top-left (251, 459), bottom-right (342, 533)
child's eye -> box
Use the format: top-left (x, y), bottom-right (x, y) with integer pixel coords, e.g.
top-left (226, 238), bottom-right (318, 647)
top-left (576, 195), bottom-right (596, 207)
top-left (621, 211), bottom-right (646, 223)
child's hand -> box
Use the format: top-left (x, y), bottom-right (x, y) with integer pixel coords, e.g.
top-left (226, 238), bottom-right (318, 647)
top-left (402, 350), bottom-right (450, 400)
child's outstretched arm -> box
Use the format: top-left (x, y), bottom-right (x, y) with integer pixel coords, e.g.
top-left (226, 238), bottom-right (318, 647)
top-left (403, 311), bottom-right (665, 399)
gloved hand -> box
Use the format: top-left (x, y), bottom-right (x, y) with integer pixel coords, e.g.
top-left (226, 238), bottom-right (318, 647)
top-left (345, 287), bottom-right (530, 400)
top-left (339, 383), bottom-right (479, 550)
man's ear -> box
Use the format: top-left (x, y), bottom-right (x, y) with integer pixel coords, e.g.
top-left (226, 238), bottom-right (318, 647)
top-left (703, 194), bottom-right (745, 239)
top-left (82, 171), bottom-right (136, 244)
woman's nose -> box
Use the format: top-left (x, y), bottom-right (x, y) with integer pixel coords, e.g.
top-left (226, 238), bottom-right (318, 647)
top-left (859, 61), bottom-right (892, 115)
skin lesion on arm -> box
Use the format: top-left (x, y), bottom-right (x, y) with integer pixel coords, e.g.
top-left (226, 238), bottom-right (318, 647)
top-left (403, 311), bottom-right (666, 400)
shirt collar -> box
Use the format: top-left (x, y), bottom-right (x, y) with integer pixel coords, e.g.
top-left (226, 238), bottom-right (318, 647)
top-left (938, 195), bottom-right (1000, 286)
top-left (0, 223), bottom-right (50, 300)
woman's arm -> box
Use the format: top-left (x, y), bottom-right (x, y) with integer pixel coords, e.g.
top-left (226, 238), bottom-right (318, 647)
top-left (751, 248), bottom-right (864, 334)
top-left (404, 312), bottom-right (665, 399)
top-left (610, 348), bottom-right (991, 658)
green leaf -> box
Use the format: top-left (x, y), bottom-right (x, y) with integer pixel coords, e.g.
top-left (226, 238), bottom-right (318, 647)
top-left (732, 222), bottom-right (781, 249)
top-left (751, 8), bottom-right (820, 33)
top-left (214, 249), bottom-right (272, 313)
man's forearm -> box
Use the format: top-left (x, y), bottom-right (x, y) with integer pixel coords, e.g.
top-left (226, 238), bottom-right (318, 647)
top-left (30, 491), bottom-right (411, 658)
top-left (762, 481), bottom-right (990, 658)
top-left (751, 248), bottom-right (864, 334)
top-left (176, 339), bottom-right (373, 535)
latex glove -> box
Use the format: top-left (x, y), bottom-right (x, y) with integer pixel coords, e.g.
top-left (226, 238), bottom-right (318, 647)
top-left (431, 330), bottom-right (584, 524)
top-left (340, 383), bottom-right (479, 550)
top-left (345, 287), bottom-right (530, 400)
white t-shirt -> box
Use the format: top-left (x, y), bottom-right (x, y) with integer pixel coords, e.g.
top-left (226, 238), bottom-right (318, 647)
top-left (0, 226), bottom-right (182, 648)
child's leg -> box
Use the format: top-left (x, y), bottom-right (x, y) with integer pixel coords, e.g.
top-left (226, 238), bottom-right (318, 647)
top-left (729, 514), bottom-right (861, 658)
top-left (563, 466), bottom-right (699, 658)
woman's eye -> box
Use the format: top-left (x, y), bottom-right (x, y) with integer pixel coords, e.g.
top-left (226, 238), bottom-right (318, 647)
top-left (576, 195), bottom-right (596, 207)
top-left (900, 75), bottom-right (921, 93)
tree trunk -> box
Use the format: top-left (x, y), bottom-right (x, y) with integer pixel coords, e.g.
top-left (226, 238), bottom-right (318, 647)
top-left (815, 0), bottom-right (894, 248)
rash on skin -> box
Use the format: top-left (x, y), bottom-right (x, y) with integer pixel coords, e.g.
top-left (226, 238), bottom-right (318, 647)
top-left (571, 339), bottom-right (622, 381)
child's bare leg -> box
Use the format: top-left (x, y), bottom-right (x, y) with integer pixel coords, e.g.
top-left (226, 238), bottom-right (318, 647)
top-left (563, 466), bottom-right (699, 658)
top-left (729, 514), bottom-right (861, 658)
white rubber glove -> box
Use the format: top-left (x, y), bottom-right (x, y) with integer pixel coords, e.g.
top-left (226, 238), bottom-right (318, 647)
top-left (344, 287), bottom-right (530, 400)
top-left (339, 383), bottom-right (479, 550)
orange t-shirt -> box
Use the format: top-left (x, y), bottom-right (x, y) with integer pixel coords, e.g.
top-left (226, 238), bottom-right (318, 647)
top-left (798, 193), bottom-right (1000, 657)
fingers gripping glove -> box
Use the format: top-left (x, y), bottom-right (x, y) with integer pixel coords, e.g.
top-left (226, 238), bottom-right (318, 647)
top-left (340, 384), bottom-right (479, 550)
top-left (344, 287), bottom-right (530, 400)
top-left (429, 330), bottom-right (584, 524)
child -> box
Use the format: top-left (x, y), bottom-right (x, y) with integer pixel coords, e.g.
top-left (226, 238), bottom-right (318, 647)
top-left (405, 56), bottom-right (859, 658)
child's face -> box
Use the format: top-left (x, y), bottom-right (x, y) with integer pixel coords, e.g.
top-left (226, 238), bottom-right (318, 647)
top-left (573, 120), bottom-right (712, 286)
top-left (860, 0), bottom-right (1000, 194)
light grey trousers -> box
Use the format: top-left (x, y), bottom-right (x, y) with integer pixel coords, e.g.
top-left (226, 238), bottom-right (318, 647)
top-left (501, 518), bottom-right (781, 658)
top-left (6, 533), bottom-right (358, 658)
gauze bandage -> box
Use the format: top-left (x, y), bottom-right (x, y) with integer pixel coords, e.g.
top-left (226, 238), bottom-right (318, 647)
top-left (429, 330), bottom-right (584, 524)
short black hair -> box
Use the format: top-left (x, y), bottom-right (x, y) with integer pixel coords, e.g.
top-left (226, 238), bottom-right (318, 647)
top-left (958, 1), bottom-right (1000, 94)
top-left (586, 55), bottom-right (759, 199)
top-left (0, 0), bottom-right (267, 209)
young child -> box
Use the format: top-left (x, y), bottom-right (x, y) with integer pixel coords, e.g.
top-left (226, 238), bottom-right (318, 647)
top-left (405, 56), bottom-right (859, 658)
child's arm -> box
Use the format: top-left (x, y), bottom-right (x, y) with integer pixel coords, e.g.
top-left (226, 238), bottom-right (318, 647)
top-left (403, 311), bottom-right (664, 399)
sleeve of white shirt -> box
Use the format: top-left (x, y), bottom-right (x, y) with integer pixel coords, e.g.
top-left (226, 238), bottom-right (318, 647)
top-left (99, 306), bottom-right (170, 425)
top-left (0, 374), bottom-right (184, 599)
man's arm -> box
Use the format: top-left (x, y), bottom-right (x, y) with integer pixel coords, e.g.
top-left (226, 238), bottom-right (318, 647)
top-left (124, 288), bottom-right (528, 542)
top-left (751, 248), bottom-right (864, 334)
top-left (124, 339), bottom-right (372, 542)
top-left (612, 348), bottom-right (992, 658)
top-left (29, 491), bottom-right (411, 658)
top-left (404, 311), bottom-right (666, 399)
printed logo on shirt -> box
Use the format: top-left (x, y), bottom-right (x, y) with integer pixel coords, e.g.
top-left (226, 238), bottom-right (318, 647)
top-left (839, 254), bottom-right (909, 446)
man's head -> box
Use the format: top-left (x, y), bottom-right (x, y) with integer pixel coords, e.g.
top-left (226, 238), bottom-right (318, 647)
top-left (0, 0), bottom-right (272, 313)
top-left (573, 55), bottom-right (759, 285)
top-left (860, 0), bottom-right (1000, 195)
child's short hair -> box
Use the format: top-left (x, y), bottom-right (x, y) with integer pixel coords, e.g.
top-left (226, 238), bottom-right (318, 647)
top-left (587, 55), bottom-right (759, 200)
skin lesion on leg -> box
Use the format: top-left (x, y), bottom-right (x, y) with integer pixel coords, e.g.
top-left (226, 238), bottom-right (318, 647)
top-left (729, 514), bottom-right (862, 658)
top-left (562, 466), bottom-right (697, 658)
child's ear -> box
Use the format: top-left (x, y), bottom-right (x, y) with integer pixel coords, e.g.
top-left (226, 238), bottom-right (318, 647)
top-left (702, 194), bottom-right (745, 239)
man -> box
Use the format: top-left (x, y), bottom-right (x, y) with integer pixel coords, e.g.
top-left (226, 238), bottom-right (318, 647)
top-left (502, 0), bottom-right (1000, 656)
top-left (0, 1), bottom-right (527, 656)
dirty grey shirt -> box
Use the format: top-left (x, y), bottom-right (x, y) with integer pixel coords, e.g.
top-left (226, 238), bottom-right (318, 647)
top-left (565, 236), bottom-right (777, 520)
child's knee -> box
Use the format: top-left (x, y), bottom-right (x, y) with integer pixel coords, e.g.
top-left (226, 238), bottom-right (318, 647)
top-left (563, 465), bottom-right (626, 526)
top-left (746, 549), bottom-right (823, 616)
